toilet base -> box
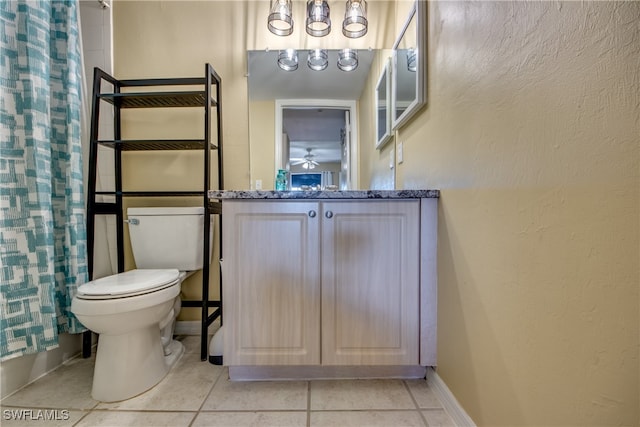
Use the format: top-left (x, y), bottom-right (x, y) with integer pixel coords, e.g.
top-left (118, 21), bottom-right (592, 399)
top-left (163, 339), bottom-right (185, 371)
top-left (91, 326), bottom-right (184, 402)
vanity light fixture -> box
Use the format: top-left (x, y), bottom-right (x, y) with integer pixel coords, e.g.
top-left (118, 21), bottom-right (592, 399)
top-left (268, 0), bottom-right (294, 36)
top-left (277, 49), bottom-right (299, 71)
top-left (342, 0), bottom-right (367, 38)
top-left (337, 48), bottom-right (358, 71)
top-left (407, 48), bottom-right (417, 72)
top-left (306, 0), bottom-right (331, 37)
top-left (307, 49), bottom-right (329, 71)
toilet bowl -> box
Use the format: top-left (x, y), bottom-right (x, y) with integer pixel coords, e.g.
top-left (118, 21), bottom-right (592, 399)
top-left (71, 207), bottom-right (212, 402)
top-left (72, 269), bottom-right (185, 402)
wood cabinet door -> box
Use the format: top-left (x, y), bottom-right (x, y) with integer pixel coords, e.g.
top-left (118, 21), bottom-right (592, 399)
top-left (223, 201), bottom-right (321, 365)
top-left (321, 201), bottom-right (420, 365)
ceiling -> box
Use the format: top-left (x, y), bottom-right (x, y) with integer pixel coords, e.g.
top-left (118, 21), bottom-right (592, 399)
top-left (247, 49), bottom-right (374, 101)
top-left (284, 108), bottom-right (347, 163)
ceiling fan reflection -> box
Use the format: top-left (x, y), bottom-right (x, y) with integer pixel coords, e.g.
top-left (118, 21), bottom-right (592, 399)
top-left (291, 148), bottom-right (320, 169)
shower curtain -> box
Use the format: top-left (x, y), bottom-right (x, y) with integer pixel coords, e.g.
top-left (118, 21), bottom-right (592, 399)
top-left (0, 0), bottom-right (88, 361)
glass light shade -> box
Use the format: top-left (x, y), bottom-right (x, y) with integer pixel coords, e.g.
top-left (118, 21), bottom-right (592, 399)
top-left (337, 48), bottom-right (358, 71)
top-left (306, 0), bottom-right (331, 37)
top-left (342, 0), bottom-right (367, 38)
top-left (278, 49), bottom-right (298, 71)
top-left (302, 161), bottom-right (316, 169)
top-left (407, 48), bottom-right (417, 72)
top-left (307, 49), bottom-right (329, 71)
top-left (268, 0), bottom-right (294, 36)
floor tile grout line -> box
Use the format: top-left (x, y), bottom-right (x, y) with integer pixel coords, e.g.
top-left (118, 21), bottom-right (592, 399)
top-left (403, 379), bottom-right (430, 427)
top-left (86, 408), bottom-right (201, 413)
top-left (197, 410), bottom-right (308, 413)
top-left (187, 364), bottom-right (226, 426)
top-left (308, 408), bottom-right (428, 413)
top-left (307, 381), bottom-right (312, 427)
top-left (185, 411), bottom-right (199, 427)
top-left (72, 408), bottom-right (95, 427)
top-left (4, 338), bottom-right (454, 427)
top-left (0, 404), bottom-right (97, 411)
top-left (188, 408), bottom-right (427, 413)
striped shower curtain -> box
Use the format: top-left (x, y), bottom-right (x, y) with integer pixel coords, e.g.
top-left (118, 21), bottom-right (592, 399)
top-left (0, 0), bottom-right (88, 361)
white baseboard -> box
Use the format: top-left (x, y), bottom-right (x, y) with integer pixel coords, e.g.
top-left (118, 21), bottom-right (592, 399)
top-left (426, 367), bottom-right (476, 427)
top-left (174, 321), bottom-right (202, 336)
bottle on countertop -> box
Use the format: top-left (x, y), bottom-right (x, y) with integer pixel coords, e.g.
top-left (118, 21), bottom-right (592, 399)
top-left (275, 169), bottom-right (288, 191)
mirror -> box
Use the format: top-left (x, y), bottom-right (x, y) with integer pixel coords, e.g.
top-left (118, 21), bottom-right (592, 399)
top-left (392, 1), bottom-right (426, 130)
top-left (247, 49), bottom-right (376, 190)
top-left (375, 58), bottom-right (392, 149)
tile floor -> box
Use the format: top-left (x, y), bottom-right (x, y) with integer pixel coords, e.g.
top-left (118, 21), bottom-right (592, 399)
top-left (1, 336), bottom-right (455, 427)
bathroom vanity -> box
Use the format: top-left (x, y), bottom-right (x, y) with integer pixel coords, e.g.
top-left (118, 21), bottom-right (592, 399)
top-left (209, 190), bottom-right (439, 380)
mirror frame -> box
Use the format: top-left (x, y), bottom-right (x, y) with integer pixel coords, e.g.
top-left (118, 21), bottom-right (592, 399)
top-left (391, 1), bottom-right (426, 130)
top-left (375, 58), bottom-right (393, 149)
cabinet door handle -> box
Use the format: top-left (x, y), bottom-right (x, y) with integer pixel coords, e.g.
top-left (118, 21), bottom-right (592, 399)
top-left (308, 210), bottom-right (317, 218)
top-left (325, 211), bottom-right (333, 219)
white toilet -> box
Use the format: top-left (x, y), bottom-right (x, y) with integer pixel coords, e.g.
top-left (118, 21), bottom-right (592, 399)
top-left (72, 207), bottom-right (211, 402)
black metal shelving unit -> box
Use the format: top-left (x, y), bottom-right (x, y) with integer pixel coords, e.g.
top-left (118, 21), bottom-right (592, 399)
top-left (84, 64), bottom-right (223, 361)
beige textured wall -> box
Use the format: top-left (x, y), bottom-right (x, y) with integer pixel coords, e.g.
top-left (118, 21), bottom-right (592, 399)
top-left (112, 1), bottom-right (251, 319)
top-left (111, 0), bottom-right (638, 423)
top-left (382, 1), bottom-right (639, 425)
top-left (113, 0), bottom-right (252, 187)
top-left (248, 100), bottom-right (276, 189)
top-left (111, 0), bottom-right (394, 317)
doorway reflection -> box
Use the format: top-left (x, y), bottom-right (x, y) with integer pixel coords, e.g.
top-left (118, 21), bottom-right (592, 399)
top-left (284, 108), bottom-right (347, 190)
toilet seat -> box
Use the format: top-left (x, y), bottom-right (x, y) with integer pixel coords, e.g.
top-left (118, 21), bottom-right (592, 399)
top-left (76, 269), bottom-right (181, 300)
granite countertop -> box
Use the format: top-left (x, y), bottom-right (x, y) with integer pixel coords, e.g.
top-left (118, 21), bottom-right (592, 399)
top-left (208, 190), bottom-right (440, 199)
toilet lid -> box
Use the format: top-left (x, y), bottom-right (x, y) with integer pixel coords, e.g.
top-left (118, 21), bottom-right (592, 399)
top-left (76, 269), bottom-right (180, 299)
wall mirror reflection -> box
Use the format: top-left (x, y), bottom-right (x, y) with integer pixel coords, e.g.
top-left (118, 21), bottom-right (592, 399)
top-left (247, 49), bottom-right (376, 190)
top-left (375, 58), bottom-right (392, 149)
top-left (392, 1), bottom-right (426, 129)
top-left (282, 104), bottom-right (353, 190)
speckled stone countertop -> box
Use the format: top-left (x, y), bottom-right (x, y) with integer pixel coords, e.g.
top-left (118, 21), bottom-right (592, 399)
top-left (208, 190), bottom-right (439, 199)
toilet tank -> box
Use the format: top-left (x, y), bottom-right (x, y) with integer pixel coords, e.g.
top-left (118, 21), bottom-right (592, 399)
top-left (126, 207), bottom-right (213, 271)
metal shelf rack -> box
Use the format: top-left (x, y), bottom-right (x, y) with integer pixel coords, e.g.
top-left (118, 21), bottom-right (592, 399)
top-left (84, 64), bottom-right (223, 361)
